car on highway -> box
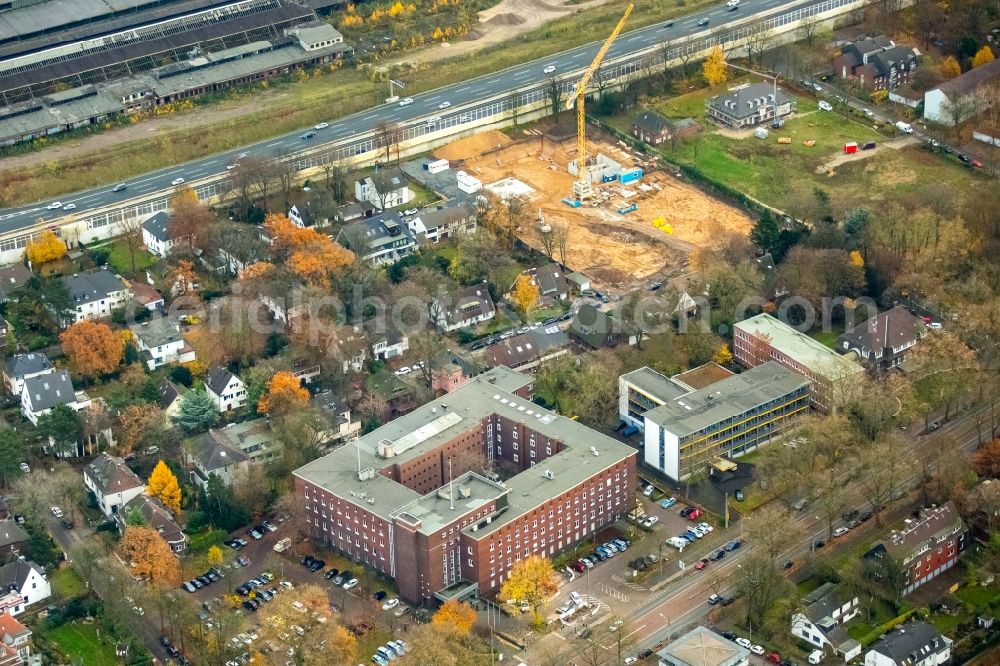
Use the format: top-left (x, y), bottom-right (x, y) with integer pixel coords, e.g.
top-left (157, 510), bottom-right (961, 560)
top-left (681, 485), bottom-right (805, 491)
top-left (314, 122), bottom-right (330, 130)
top-left (47, 202), bottom-right (63, 209)
top-left (543, 65), bottom-right (556, 74)
top-left (113, 183), bottom-right (128, 192)
top-left (663, 20), bottom-right (673, 27)
top-left (300, 132), bottom-right (316, 140)
top-left (697, 17), bottom-right (709, 26)
top-left (398, 97), bottom-right (414, 106)
top-left (438, 101), bottom-right (451, 109)
top-left (62, 203), bottom-right (77, 210)
top-left (171, 177), bottom-right (185, 185)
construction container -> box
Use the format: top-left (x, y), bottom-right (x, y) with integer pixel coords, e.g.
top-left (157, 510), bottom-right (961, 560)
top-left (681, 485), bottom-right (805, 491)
top-left (754, 127), bottom-right (769, 140)
top-left (602, 173), bottom-right (619, 183)
top-left (843, 142), bottom-right (858, 154)
top-left (619, 168), bottom-right (643, 185)
top-left (424, 159), bottom-right (449, 174)
top-left (456, 170), bottom-right (482, 194)
top-left (618, 203), bottom-right (638, 214)
top-left (778, 137), bottom-right (792, 144)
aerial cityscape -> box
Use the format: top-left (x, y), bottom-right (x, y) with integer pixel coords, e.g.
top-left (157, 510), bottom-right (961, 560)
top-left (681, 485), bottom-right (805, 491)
top-left (0, 0), bottom-right (996, 664)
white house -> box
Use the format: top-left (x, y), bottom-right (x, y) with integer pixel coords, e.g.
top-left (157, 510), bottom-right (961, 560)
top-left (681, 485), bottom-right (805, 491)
top-left (864, 622), bottom-right (951, 666)
top-left (63, 267), bottom-right (129, 322)
top-left (205, 366), bottom-right (246, 412)
top-left (433, 285), bottom-right (496, 333)
top-left (354, 167), bottom-right (413, 210)
top-left (189, 431), bottom-right (249, 490)
top-left (924, 58), bottom-right (1000, 125)
top-left (791, 582), bottom-right (863, 662)
top-left (3, 353), bottom-right (54, 397)
top-left (366, 322), bottom-right (409, 361)
top-left (141, 212), bottom-right (186, 258)
top-left (83, 453), bottom-right (147, 518)
top-left (0, 560), bottom-right (50, 616)
top-left (405, 204), bottom-right (477, 244)
top-left (20, 371), bottom-right (89, 426)
top-left (130, 317), bottom-right (196, 370)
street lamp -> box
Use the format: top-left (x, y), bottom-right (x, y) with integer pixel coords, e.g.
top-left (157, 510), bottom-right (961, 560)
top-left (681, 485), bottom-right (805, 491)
top-left (658, 611), bottom-right (672, 642)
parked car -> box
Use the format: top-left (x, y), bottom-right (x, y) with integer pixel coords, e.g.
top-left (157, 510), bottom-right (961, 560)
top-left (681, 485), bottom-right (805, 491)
top-left (50, 506), bottom-right (63, 518)
top-left (324, 568), bottom-right (340, 580)
top-left (725, 539), bottom-right (742, 552)
top-left (343, 578), bottom-right (359, 590)
top-left (710, 549), bottom-right (726, 561)
top-left (736, 637), bottom-right (752, 648)
top-left (687, 508), bottom-right (703, 520)
top-left (708, 594), bottom-right (722, 605)
top-left (694, 558), bottom-right (709, 571)
top-left (734, 489), bottom-right (744, 501)
top-left (660, 497), bottom-right (677, 509)
top-left (833, 527), bottom-right (850, 537)
top-left (642, 484), bottom-right (655, 497)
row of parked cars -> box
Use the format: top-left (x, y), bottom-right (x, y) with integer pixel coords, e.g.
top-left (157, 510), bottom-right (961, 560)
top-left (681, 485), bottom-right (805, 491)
top-left (665, 521), bottom-right (715, 550)
top-left (181, 567), bottom-right (222, 593)
top-left (719, 631), bottom-right (796, 665)
top-left (569, 537), bottom-right (631, 573)
top-left (301, 555), bottom-right (361, 589)
top-left (370, 639), bottom-right (409, 665)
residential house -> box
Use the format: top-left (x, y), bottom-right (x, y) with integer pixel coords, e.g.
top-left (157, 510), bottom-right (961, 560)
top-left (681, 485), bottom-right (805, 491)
top-left (0, 614), bottom-right (32, 665)
top-left (83, 453), bottom-right (146, 518)
top-left (311, 391), bottom-right (362, 444)
top-left (655, 626), bottom-right (749, 666)
top-left (115, 494), bottom-right (187, 554)
top-left (336, 217), bottom-right (416, 266)
top-left (733, 313), bottom-right (865, 411)
top-left (205, 366), bottom-right (246, 412)
top-left (366, 371), bottom-right (417, 419)
top-left (288, 203), bottom-right (326, 229)
top-left (569, 303), bottom-right (638, 349)
top-left (430, 353), bottom-right (477, 394)
top-left (334, 200), bottom-right (376, 224)
top-left (3, 353), bottom-right (54, 397)
top-left (837, 306), bottom-right (925, 369)
top-left (0, 524), bottom-right (29, 561)
top-left (791, 582), bottom-right (863, 662)
top-left (141, 211), bottom-right (190, 258)
top-left (20, 370), bottom-right (90, 426)
top-left (207, 420), bottom-right (281, 464)
top-left (406, 203), bottom-right (477, 244)
top-left (189, 431), bottom-right (250, 489)
top-left (0, 560), bottom-right (50, 616)
top-left (706, 82), bottom-right (793, 129)
top-left (291, 358), bottom-right (321, 385)
top-left (366, 322), bottom-right (409, 361)
top-left (511, 264), bottom-right (570, 308)
top-left (130, 317), bottom-right (196, 370)
top-left (833, 36), bottom-right (920, 91)
top-left (159, 379), bottom-right (186, 421)
top-left (129, 282), bottom-right (164, 311)
top-left (327, 325), bottom-right (368, 373)
top-left (863, 622), bottom-right (951, 666)
top-left (864, 501), bottom-right (966, 596)
top-left (62, 267), bottom-right (129, 322)
top-left (565, 271), bottom-right (591, 293)
top-left (482, 326), bottom-right (572, 372)
top-left (0, 265), bottom-right (31, 302)
top-left (924, 58), bottom-right (1000, 125)
top-left (632, 110), bottom-right (673, 145)
top-left (755, 252), bottom-right (790, 301)
top-left (433, 284), bottom-right (496, 333)
top-left (354, 167), bottom-right (414, 209)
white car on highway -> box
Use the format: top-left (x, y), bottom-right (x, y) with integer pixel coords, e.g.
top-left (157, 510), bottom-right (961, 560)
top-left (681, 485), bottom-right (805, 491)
top-left (543, 65), bottom-right (556, 74)
top-left (46, 202), bottom-right (63, 210)
top-left (171, 177), bottom-right (185, 185)
top-left (398, 97), bottom-right (414, 107)
top-left (62, 203), bottom-right (76, 210)
top-left (314, 122), bottom-right (329, 130)
top-left (438, 101), bottom-right (451, 109)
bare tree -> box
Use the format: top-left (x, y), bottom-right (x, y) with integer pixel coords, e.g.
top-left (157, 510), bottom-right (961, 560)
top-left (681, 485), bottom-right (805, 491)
top-left (272, 150), bottom-right (298, 212)
top-left (550, 221), bottom-right (570, 267)
top-left (745, 504), bottom-right (803, 559)
top-left (374, 121), bottom-right (403, 165)
top-left (744, 20), bottom-right (774, 67)
top-left (252, 158), bottom-right (278, 213)
top-left (797, 14), bottom-right (820, 47)
top-left (117, 213), bottom-right (145, 275)
top-left (321, 159), bottom-right (351, 203)
top-left (735, 553), bottom-right (790, 630)
top-left (228, 156), bottom-right (265, 222)
top-left (939, 93), bottom-right (978, 141)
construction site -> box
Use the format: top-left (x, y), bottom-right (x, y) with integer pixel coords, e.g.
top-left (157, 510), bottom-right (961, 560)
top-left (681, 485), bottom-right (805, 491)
top-left (432, 125), bottom-right (753, 289)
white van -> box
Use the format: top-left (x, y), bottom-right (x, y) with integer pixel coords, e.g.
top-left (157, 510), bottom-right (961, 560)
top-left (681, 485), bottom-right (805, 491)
top-left (727, 0), bottom-right (740, 7)
top-left (895, 120), bottom-right (914, 134)
top-left (808, 649), bottom-right (826, 664)
top-left (818, 100), bottom-right (833, 111)
top-left (273, 537), bottom-right (291, 552)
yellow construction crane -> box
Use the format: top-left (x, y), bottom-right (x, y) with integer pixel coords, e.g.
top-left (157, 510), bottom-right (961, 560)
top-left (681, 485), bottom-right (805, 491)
top-left (566, 1), bottom-right (634, 200)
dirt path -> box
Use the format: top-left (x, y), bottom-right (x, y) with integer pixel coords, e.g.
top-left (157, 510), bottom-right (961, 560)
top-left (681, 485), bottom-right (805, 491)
top-left (817, 135), bottom-right (918, 172)
top-left (388, 0), bottom-right (615, 66)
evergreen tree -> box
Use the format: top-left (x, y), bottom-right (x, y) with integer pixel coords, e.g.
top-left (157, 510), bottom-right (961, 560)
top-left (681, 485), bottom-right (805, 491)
top-left (171, 389), bottom-right (220, 434)
top-left (748, 211), bottom-right (780, 255)
top-left (37, 404), bottom-right (83, 457)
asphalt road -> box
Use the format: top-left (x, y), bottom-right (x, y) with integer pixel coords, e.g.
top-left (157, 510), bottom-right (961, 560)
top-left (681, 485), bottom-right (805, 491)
top-left (0, 0), bottom-right (855, 236)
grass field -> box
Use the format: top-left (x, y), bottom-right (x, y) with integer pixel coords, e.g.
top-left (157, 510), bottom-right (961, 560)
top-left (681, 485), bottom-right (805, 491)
top-left (43, 622), bottom-right (120, 666)
top-left (104, 241), bottom-right (159, 277)
top-left (0, 0), bottom-right (718, 205)
top-left (50, 566), bottom-right (87, 600)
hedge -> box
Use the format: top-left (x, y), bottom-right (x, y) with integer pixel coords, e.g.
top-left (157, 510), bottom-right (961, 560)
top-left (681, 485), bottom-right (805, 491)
top-left (187, 529), bottom-right (227, 554)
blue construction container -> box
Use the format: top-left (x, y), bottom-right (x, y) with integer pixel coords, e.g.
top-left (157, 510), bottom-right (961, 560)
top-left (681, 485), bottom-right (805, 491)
top-left (601, 173), bottom-right (619, 183)
top-left (619, 168), bottom-right (643, 185)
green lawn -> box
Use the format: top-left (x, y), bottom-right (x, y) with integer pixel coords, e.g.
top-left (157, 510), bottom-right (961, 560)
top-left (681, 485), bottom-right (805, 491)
top-left (50, 566), bottom-right (87, 600)
top-left (43, 622), bottom-right (120, 666)
top-left (956, 582), bottom-right (1000, 609)
top-left (104, 241), bottom-right (159, 277)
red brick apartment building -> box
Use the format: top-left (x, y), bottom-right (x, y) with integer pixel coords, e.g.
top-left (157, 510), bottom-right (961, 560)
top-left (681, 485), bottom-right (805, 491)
top-left (864, 501), bottom-right (967, 596)
top-left (294, 366), bottom-right (637, 606)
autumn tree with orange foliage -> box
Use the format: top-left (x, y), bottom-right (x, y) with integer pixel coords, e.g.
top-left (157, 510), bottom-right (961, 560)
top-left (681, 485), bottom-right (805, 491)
top-left (431, 598), bottom-right (477, 635)
top-left (263, 214), bottom-right (353, 287)
top-left (25, 228), bottom-right (67, 265)
top-left (169, 185), bottom-right (209, 253)
top-left (114, 404), bottom-right (163, 456)
top-left (117, 526), bottom-right (180, 584)
top-left (972, 439), bottom-right (1000, 478)
top-left (60, 320), bottom-right (124, 376)
top-left (258, 370), bottom-right (310, 418)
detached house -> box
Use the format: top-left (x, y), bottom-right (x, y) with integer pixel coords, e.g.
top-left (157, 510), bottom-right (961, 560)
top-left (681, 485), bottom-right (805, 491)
top-left (83, 453), bottom-right (146, 518)
top-left (631, 111), bottom-right (698, 146)
top-left (837, 306), bottom-right (925, 369)
top-left (569, 304), bottom-right (638, 349)
top-left (0, 265), bottom-right (31, 302)
top-left (864, 622), bottom-right (951, 666)
top-left (366, 322), bottom-right (409, 361)
top-left (706, 82), bottom-right (793, 129)
top-left (833, 36), bottom-right (920, 91)
top-left (0, 560), bottom-right (50, 616)
top-left (433, 285), bottom-right (496, 332)
top-left (312, 391), bottom-right (362, 444)
top-left (354, 167), bottom-right (413, 210)
top-left (131, 317), bottom-right (196, 370)
top-left (0, 524), bottom-right (29, 561)
top-left (159, 379), bottom-right (186, 421)
top-left (336, 217), bottom-right (416, 267)
top-left (924, 58), bottom-right (1000, 125)
top-left (205, 366), bottom-right (246, 412)
top-left (62, 267), bottom-right (129, 322)
top-left (3, 353), bottom-right (54, 397)
top-left (189, 431), bottom-right (249, 489)
top-left (406, 203), bottom-right (477, 244)
top-left (510, 264), bottom-right (570, 308)
top-left (115, 495), bottom-right (187, 554)
top-left (20, 370), bottom-right (89, 426)
top-left (791, 582), bottom-right (862, 662)
top-left (141, 211), bottom-right (190, 258)
top-left (288, 203), bottom-right (325, 229)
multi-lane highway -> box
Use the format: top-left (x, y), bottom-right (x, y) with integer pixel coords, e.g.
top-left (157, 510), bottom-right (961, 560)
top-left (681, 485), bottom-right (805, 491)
top-left (0, 0), bottom-right (864, 247)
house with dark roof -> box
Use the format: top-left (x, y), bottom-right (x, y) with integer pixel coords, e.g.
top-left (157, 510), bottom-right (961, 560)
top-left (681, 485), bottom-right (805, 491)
top-left (336, 216), bottom-right (417, 266)
top-left (569, 304), bottom-right (638, 349)
top-left (483, 326), bottom-right (572, 372)
top-left (0, 265), bottom-right (31, 302)
top-left (706, 82), bottom-right (793, 129)
top-left (430, 352), bottom-right (479, 395)
top-left (311, 391), bottom-right (362, 443)
top-left (365, 320), bottom-right (410, 361)
top-left (509, 264), bottom-right (571, 308)
top-left (288, 203), bottom-right (325, 229)
top-left (366, 370), bottom-right (417, 419)
top-left (863, 621), bottom-right (951, 666)
top-left (0, 614), bottom-right (32, 666)
top-left (837, 306), bottom-right (925, 369)
top-left (433, 285), bottom-right (496, 333)
top-left (791, 582), bottom-right (862, 661)
top-left (0, 523), bottom-right (29, 560)
top-left (0, 560), bottom-right (49, 616)
top-left (833, 36), bottom-right (920, 91)
top-left (20, 370), bottom-right (89, 426)
top-left (141, 211), bottom-right (190, 258)
top-left (130, 317), bottom-right (196, 370)
top-left (3, 352), bottom-right (54, 396)
top-left (205, 366), bottom-right (246, 412)
top-left (83, 453), bottom-right (146, 518)
top-left (114, 494), bottom-right (187, 553)
top-left (925, 58), bottom-right (1000, 125)
top-left (354, 167), bottom-right (414, 210)
top-left (334, 200), bottom-right (376, 224)
top-left (406, 203), bottom-right (477, 244)
top-left (189, 430), bottom-right (250, 489)
top-left (159, 378), bottom-right (186, 421)
top-left (62, 267), bottom-right (129, 322)
top-left (632, 110), bottom-right (673, 145)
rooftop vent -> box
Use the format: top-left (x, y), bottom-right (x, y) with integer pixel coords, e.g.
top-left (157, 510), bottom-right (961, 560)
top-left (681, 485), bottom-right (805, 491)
top-left (542, 469), bottom-right (554, 480)
top-left (458, 485), bottom-right (471, 499)
top-left (358, 467), bottom-right (377, 481)
top-left (377, 439), bottom-right (396, 458)
top-left (591, 446), bottom-right (600, 456)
